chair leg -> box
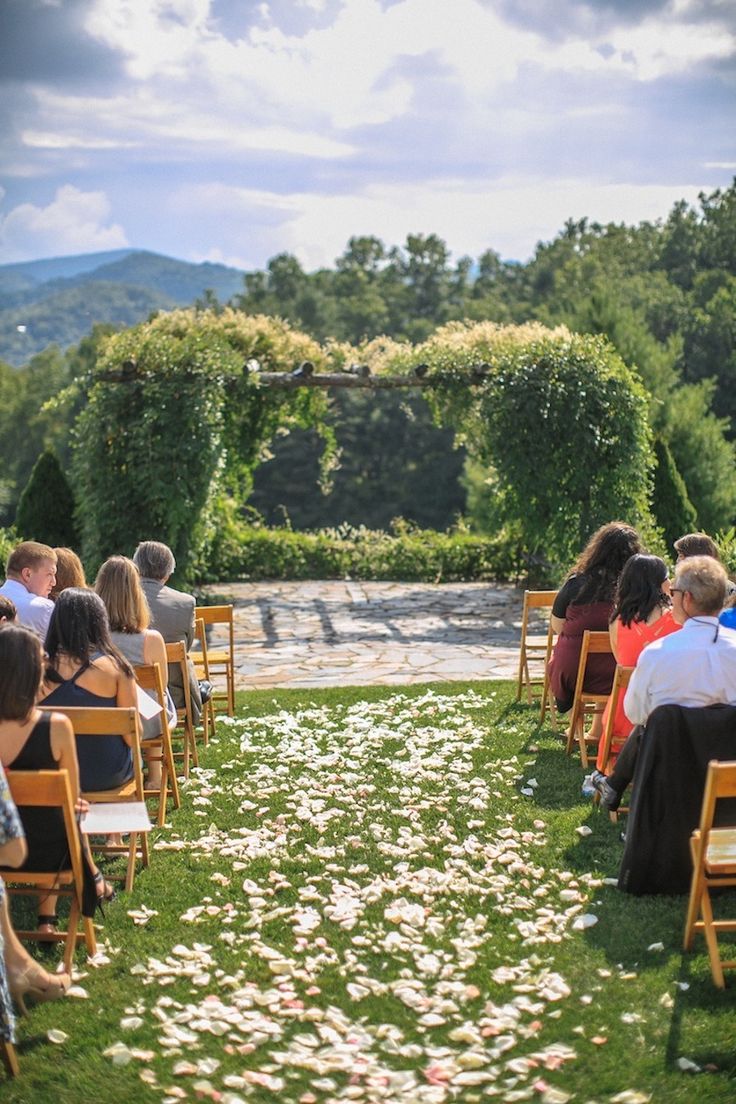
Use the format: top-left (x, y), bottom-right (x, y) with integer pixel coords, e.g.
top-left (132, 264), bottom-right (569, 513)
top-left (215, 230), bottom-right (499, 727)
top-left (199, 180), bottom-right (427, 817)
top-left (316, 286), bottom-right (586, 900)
top-left (0, 1040), bottom-right (19, 1078)
top-left (700, 885), bottom-right (726, 988)
top-left (125, 835), bottom-right (137, 893)
top-left (684, 836), bottom-right (704, 951)
top-left (578, 719), bottom-right (590, 770)
top-left (64, 898), bottom-right (80, 974)
top-left (82, 916), bottom-right (97, 960)
top-left (227, 662), bottom-right (235, 716)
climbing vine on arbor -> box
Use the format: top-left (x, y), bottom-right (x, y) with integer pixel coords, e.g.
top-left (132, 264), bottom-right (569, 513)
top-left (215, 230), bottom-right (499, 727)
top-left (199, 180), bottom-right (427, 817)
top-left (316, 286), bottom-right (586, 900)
top-left (72, 310), bottom-right (337, 578)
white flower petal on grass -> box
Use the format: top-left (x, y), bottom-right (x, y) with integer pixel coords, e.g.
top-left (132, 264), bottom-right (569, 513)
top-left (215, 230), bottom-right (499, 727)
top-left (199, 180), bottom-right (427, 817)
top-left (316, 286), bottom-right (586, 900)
top-left (610, 1093), bottom-right (652, 1103)
top-left (575, 825), bottom-right (593, 837)
top-left (647, 942), bottom-right (664, 952)
top-left (47, 1029), bottom-right (68, 1044)
top-left (103, 1041), bottom-right (134, 1066)
top-left (676, 1056), bottom-right (701, 1073)
top-left (66, 985), bottom-right (89, 999)
top-left (571, 914), bottom-right (598, 931)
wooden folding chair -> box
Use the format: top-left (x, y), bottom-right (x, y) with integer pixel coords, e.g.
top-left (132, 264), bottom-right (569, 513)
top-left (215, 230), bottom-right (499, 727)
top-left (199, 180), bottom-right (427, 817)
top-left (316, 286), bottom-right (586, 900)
top-left (165, 641), bottom-right (198, 776)
top-left (134, 661), bottom-right (180, 826)
top-left (1, 769), bottom-right (96, 973)
top-left (539, 619), bottom-right (560, 730)
top-left (194, 605), bottom-right (235, 716)
top-left (0, 1038), bottom-right (19, 1078)
top-left (683, 760), bottom-right (736, 988)
top-left (191, 617), bottom-right (215, 746)
top-left (565, 630), bottom-right (614, 769)
top-left (40, 707), bottom-right (149, 892)
top-left (516, 590), bottom-right (558, 704)
top-left (595, 664), bottom-right (634, 820)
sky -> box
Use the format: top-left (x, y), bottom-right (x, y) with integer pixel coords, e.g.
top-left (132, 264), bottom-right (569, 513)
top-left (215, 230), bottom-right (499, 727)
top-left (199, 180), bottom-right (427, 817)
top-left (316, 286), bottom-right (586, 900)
top-left (0, 0), bottom-right (734, 271)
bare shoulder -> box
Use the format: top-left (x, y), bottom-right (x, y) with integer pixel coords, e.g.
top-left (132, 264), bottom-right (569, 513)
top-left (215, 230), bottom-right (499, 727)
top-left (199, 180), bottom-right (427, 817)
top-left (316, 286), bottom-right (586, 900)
top-left (49, 712), bottom-right (74, 740)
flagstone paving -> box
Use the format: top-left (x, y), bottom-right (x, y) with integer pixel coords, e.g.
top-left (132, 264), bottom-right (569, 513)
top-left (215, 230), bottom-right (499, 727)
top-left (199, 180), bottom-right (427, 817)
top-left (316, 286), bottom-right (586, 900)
top-left (199, 580), bottom-right (544, 689)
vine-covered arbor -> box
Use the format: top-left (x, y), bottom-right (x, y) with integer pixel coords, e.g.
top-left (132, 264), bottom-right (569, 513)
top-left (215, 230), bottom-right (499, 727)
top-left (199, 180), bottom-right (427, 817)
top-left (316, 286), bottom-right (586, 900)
top-left (71, 310), bottom-right (654, 580)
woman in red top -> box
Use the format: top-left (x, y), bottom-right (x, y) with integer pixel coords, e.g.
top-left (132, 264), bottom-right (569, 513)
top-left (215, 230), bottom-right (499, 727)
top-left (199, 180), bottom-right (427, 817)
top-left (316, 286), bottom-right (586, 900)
top-left (548, 522), bottom-right (642, 722)
top-left (596, 553), bottom-right (680, 769)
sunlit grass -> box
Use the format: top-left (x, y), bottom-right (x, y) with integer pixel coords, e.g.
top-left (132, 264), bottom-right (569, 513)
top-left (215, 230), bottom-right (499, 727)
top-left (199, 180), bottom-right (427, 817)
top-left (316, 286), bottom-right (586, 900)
top-left (4, 681), bottom-right (736, 1104)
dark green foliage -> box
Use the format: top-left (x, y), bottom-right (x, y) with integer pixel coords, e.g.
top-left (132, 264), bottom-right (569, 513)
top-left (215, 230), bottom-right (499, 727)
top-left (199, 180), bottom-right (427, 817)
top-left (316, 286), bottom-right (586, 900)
top-left (652, 436), bottom-right (697, 550)
top-left (199, 521), bottom-right (523, 584)
top-left (250, 389), bottom-right (466, 531)
top-left (14, 449), bottom-right (79, 547)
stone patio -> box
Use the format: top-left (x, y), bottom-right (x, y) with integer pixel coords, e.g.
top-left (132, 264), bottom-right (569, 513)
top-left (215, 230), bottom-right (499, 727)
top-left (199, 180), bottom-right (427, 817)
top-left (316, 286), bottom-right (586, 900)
top-left (200, 580), bottom-right (546, 690)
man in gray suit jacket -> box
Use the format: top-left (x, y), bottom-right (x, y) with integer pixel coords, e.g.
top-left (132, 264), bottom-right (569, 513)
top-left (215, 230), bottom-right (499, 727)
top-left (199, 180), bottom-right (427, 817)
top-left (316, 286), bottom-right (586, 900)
top-left (133, 541), bottom-right (202, 724)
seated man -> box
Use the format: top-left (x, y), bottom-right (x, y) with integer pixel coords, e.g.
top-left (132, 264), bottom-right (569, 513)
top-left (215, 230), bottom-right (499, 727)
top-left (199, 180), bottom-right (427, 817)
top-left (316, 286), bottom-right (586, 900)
top-left (593, 555), bottom-right (736, 809)
top-left (0, 541), bottom-right (56, 640)
top-left (132, 540), bottom-right (202, 724)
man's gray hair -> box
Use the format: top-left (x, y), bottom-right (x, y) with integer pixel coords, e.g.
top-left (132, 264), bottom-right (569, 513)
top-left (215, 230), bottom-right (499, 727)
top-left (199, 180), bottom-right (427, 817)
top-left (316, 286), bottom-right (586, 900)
top-left (674, 555), bottom-right (727, 615)
top-left (133, 540), bottom-right (175, 581)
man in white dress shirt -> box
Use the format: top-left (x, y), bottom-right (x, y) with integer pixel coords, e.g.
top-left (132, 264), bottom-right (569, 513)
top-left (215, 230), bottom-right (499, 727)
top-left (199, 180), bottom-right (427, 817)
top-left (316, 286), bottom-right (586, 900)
top-left (594, 555), bottom-right (736, 809)
top-left (0, 541), bottom-right (57, 640)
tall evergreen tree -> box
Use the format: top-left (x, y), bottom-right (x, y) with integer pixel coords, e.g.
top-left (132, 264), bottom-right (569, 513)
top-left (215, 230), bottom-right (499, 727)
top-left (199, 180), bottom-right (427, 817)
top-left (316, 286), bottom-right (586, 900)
top-left (14, 449), bottom-right (80, 548)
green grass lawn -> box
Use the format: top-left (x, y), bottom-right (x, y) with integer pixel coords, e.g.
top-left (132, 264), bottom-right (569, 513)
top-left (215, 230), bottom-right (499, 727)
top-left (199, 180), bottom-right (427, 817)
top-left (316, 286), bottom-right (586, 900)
top-left (4, 681), bottom-right (736, 1104)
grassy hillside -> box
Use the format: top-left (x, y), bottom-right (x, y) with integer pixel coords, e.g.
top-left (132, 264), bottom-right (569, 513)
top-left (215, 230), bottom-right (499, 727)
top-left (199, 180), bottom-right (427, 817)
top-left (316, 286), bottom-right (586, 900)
top-left (0, 250), bottom-right (246, 365)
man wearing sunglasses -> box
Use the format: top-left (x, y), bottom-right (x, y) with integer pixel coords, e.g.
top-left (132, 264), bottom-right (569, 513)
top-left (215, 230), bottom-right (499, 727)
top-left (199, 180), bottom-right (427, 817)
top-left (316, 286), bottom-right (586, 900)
top-left (593, 555), bottom-right (736, 809)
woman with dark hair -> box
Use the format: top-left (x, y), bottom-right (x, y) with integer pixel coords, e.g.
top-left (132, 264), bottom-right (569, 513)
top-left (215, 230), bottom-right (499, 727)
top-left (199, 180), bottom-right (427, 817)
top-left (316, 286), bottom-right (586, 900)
top-left (40, 588), bottom-right (137, 793)
top-left (548, 522), bottom-right (642, 727)
top-left (0, 624), bottom-right (111, 944)
top-left (595, 553), bottom-right (680, 770)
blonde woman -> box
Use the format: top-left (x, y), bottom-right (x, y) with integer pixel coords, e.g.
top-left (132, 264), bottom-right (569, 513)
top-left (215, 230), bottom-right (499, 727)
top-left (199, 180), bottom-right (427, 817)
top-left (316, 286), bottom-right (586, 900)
top-left (95, 556), bottom-right (174, 788)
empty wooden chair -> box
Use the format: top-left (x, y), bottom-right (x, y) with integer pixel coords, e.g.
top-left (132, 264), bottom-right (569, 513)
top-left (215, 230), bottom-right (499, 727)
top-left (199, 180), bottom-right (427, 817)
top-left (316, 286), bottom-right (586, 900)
top-left (134, 661), bottom-right (180, 826)
top-left (40, 706), bottom-right (149, 892)
top-left (516, 590), bottom-right (558, 705)
top-left (1, 769), bottom-right (96, 972)
top-left (165, 642), bottom-right (198, 777)
top-left (683, 759), bottom-right (736, 988)
top-left (566, 630), bottom-right (614, 769)
top-left (193, 605), bottom-right (235, 716)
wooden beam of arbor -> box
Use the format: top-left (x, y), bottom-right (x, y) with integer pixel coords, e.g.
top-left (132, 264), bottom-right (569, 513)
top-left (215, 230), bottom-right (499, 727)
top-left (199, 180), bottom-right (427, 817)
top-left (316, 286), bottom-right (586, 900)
top-left (256, 371), bottom-right (430, 390)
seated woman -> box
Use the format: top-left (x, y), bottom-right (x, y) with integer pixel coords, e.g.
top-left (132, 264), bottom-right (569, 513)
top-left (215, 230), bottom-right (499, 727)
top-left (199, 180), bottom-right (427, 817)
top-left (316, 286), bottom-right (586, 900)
top-left (40, 589), bottom-right (137, 793)
top-left (0, 597), bottom-right (16, 624)
top-left (0, 625), bottom-right (113, 938)
top-left (595, 554), bottom-right (680, 772)
top-left (548, 522), bottom-right (642, 741)
top-left (49, 548), bottom-right (87, 601)
top-left (95, 555), bottom-right (176, 789)
top-left (0, 759), bottom-right (71, 1025)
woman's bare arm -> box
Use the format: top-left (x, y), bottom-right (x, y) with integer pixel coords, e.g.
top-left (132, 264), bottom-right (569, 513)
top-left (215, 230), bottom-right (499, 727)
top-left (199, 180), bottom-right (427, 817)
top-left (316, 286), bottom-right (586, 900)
top-left (143, 629), bottom-right (169, 686)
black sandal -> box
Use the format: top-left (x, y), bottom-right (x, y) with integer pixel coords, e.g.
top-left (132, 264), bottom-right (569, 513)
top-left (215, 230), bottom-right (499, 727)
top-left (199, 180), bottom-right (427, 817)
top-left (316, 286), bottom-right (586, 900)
top-left (93, 871), bottom-right (116, 914)
top-left (37, 914), bottom-right (58, 940)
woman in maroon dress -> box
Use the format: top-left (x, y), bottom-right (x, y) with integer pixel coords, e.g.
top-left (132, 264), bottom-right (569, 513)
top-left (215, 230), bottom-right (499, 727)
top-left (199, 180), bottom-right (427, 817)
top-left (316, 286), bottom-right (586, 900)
top-left (548, 522), bottom-right (642, 725)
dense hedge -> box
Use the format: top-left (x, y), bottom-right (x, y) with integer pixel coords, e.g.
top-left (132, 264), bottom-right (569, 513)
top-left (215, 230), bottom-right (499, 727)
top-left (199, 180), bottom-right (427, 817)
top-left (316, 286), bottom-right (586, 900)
top-left (197, 523), bottom-right (524, 584)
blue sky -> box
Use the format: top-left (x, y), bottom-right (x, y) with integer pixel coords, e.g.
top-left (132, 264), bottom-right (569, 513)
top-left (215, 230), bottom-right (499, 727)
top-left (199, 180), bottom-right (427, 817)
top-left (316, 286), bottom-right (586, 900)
top-left (0, 0), bottom-right (734, 269)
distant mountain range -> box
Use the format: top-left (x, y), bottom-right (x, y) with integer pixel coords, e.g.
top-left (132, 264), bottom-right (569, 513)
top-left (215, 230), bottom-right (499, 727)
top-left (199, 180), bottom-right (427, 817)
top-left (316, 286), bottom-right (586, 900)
top-left (0, 249), bottom-right (247, 366)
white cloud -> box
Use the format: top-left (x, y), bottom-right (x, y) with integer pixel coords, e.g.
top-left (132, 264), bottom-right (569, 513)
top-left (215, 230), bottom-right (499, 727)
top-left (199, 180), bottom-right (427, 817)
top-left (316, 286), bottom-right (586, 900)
top-left (10, 0), bottom-right (728, 190)
top-left (175, 177), bottom-right (712, 267)
top-left (0, 185), bottom-right (128, 262)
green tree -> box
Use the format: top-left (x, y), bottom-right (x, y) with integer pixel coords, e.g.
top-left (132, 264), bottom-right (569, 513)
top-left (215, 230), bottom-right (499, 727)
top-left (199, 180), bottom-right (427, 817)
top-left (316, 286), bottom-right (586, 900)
top-left (651, 436), bottom-right (697, 550)
top-left (14, 449), bottom-right (80, 547)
